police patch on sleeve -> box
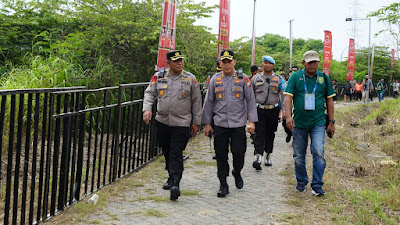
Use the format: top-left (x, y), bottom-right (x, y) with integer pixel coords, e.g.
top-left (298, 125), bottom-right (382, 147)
top-left (150, 76), bottom-right (158, 86)
top-left (194, 78), bottom-right (199, 88)
top-left (246, 79), bottom-right (252, 87)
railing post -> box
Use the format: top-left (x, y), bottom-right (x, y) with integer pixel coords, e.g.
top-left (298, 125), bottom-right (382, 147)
top-left (112, 85), bottom-right (123, 181)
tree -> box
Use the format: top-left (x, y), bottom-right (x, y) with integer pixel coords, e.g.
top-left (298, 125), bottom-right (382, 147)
top-left (368, 3), bottom-right (400, 69)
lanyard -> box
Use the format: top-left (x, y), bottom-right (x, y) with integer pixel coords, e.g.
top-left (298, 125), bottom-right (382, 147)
top-left (302, 69), bottom-right (319, 94)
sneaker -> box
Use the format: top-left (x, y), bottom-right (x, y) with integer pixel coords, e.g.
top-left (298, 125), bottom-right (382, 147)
top-left (311, 187), bottom-right (325, 196)
top-left (264, 154), bottom-right (272, 166)
top-left (252, 154), bottom-right (262, 170)
top-left (296, 183), bottom-right (305, 192)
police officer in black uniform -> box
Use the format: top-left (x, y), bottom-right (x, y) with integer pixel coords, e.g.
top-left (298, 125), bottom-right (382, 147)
top-left (202, 50), bottom-right (258, 198)
top-left (143, 50), bottom-right (202, 200)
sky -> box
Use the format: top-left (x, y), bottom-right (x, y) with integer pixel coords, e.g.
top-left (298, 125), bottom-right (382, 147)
top-left (193, 0), bottom-right (398, 61)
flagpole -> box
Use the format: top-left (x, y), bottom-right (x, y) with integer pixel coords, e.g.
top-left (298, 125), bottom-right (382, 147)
top-left (289, 19), bottom-right (294, 70)
top-left (251, 0), bottom-right (256, 65)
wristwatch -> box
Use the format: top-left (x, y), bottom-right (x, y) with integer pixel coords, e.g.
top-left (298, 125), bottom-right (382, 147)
top-left (329, 120), bottom-right (335, 124)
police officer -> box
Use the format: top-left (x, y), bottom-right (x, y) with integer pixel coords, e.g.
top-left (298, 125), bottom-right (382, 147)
top-left (202, 50), bottom-right (258, 198)
top-left (203, 60), bottom-right (223, 160)
top-left (203, 60), bottom-right (223, 95)
top-left (252, 56), bottom-right (285, 169)
top-left (143, 50), bottom-right (202, 201)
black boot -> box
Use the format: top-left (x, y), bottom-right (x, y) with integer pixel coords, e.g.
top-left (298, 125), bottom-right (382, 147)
top-left (163, 177), bottom-right (172, 190)
top-left (217, 177), bottom-right (229, 198)
top-left (170, 175), bottom-right (181, 201)
top-left (232, 170), bottom-right (243, 189)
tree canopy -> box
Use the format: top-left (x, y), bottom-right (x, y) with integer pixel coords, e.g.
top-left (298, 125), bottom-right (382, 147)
top-left (0, 0), bottom-right (398, 89)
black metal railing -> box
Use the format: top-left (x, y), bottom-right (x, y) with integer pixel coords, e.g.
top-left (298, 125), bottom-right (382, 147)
top-left (0, 83), bottom-right (160, 225)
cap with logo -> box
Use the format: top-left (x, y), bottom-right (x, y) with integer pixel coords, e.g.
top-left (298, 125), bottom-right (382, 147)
top-left (262, 55), bottom-right (275, 64)
top-left (167, 50), bottom-right (184, 61)
top-left (220, 50), bottom-right (235, 61)
top-left (302, 50), bottom-right (320, 63)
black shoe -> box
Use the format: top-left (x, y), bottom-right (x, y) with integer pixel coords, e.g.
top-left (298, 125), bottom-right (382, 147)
top-left (170, 186), bottom-right (181, 200)
top-left (163, 178), bottom-right (172, 190)
top-left (217, 185), bottom-right (229, 198)
top-left (232, 170), bottom-right (243, 189)
top-left (212, 154), bottom-right (217, 160)
top-left (170, 176), bottom-right (181, 200)
top-left (285, 134), bottom-right (292, 143)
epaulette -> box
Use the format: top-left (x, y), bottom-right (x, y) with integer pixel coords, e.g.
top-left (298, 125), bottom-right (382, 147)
top-left (237, 68), bottom-right (244, 79)
top-left (158, 68), bottom-right (166, 78)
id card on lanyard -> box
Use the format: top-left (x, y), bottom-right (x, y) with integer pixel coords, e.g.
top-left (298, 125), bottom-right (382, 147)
top-left (303, 70), bottom-right (319, 111)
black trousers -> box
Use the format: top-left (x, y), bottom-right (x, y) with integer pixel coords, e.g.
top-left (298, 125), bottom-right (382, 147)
top-left (156, 121), bottom-right (190, 179)
top-left (214, 126), bottom-right (247, 178)
top-left (254, 107), bottom-right (280, 155)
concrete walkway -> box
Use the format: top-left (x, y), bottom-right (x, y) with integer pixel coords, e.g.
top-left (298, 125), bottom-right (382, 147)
top-left (82, 125), bottom-right (294, 224)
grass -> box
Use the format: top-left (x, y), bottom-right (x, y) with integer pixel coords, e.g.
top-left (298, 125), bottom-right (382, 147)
top-left (181, 189), bottom-right (201, 196)
top-left (129, 209), bottom-right (166, 218)
top-left (192, 160), bottom-right (217, 166)
top-left (136, 196), bottom-right (170, 202)
top-left (281, 99), bottom-right (400, 224)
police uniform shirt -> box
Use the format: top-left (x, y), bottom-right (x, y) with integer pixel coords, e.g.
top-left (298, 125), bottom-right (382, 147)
top-left (252, 72), bottom-right (285, 105)
top-left (202, 74), bottom-right (213, 95)
top-left (201, 71), bottom-right (258, 128)
top-left (143, 69), bottom-right (202, 127)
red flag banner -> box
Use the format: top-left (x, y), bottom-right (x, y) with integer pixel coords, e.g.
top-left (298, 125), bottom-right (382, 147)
top-left (218, 0), bottom-right (230, 54)
top-left (346, 39), bottom-right (356, 81)
top-left (322, 30), bottom-right (332, 75)
top-left (156, 0), bottom-right (177, 71)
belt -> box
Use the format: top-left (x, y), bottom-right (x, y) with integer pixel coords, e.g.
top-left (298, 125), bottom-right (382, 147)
top-left (256, 103), bottom-right (279, 109)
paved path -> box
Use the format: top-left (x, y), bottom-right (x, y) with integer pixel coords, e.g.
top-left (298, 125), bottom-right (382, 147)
top-left (83, 125), bottom-right (294, 225)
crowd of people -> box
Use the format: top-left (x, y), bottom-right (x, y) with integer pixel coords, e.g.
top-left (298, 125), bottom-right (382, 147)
top-left (335, 76), bottom-right (400, 104)
top-left (143, 48), bottom-right (400, 202)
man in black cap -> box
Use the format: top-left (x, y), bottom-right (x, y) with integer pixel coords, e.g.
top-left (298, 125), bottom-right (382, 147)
top-left (143, 50), bottom-right (202, 200)
top-left (202, 50), bottom-right (258, 198)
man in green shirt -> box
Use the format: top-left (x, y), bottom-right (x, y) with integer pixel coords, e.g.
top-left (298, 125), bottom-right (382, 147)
top-left (283, 50), bottom-right (336, 196)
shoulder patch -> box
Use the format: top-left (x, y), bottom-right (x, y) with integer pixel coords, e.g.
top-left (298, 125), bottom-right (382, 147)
top-left (150, 76), bottom-right (157, 86)
top-left (194, 78), bottom-right (198, 88)
top-left (246, 79), bottom-right (252, 87)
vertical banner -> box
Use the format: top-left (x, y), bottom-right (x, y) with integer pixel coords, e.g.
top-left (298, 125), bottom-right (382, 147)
top-left (390, 49), bottom-right (395, 82)
top-left (346, 38), bottom-right (356, 81)
top-left (156, 0), bottom-right (177, 71)
top-left (322, 30), bottom-right (332, 75)
top-left (218, 0), bottom-right (230, 54)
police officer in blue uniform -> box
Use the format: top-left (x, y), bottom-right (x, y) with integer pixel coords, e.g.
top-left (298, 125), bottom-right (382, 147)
top-left (202, 50), bottom-right (258, 198)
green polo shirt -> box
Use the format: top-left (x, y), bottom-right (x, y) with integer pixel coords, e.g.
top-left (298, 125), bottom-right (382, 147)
top-left (284, 70), bottom-right (335, 129)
